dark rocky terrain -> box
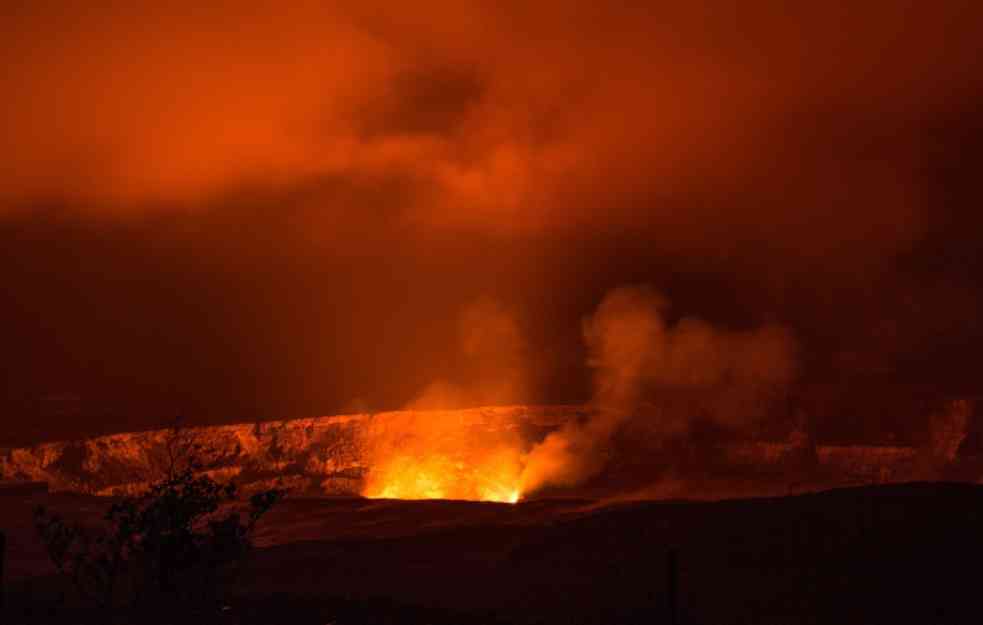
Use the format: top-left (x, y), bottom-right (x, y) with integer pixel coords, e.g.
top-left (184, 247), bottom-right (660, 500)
top-left (3, 483), bottom-right (983, 624)
top-left (3, 403), bottom-right (982, 622)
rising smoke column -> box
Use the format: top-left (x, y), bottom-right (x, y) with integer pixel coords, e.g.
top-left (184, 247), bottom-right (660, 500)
top-left (519, 285), bottom-right (797, 494)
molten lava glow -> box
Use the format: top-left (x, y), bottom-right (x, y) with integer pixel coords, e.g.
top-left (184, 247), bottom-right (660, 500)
top-left (363, 450), bottom-right (523, 503)
top-left (360, 409), bottom-right (525, 503)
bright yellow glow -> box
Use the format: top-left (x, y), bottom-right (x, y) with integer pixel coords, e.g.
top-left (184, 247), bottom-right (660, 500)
top-left (360, 409), bottom-right (526, 504)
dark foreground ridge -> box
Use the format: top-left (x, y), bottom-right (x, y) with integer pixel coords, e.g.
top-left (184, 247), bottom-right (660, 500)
top-left (2, 482), bottom-right (982, 624)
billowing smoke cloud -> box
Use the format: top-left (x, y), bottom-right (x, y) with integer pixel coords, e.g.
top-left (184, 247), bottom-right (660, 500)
top-left (3, 2), bottom-right (979, 267)
top-left (2, 2), bottom-right (983, 440)
top-left (520, 286), bottom-right (797, 494)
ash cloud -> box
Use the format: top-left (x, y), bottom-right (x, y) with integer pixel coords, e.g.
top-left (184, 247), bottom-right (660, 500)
top-left (1, 2), bottom-right (983, 438)
top-left (2, 2), bottom-right (979, 260)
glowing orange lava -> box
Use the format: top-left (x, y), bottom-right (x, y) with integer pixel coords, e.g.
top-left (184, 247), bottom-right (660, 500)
top-left (362, 450), bottom-right (523, 503)
top-left (359, 409), bottom-right (525, 503)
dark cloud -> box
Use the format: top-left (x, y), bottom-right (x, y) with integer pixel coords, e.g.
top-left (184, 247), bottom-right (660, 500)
top-left (2, 2), bottom-right (983, 439)
top-left (358, 65), bottom-right (485, 138)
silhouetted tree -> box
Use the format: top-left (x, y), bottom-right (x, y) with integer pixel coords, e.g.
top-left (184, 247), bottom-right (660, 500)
top-left (35, 451), bottom-right (285, 609)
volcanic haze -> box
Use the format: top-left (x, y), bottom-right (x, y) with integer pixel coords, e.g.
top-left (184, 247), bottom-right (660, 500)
top-left (2, 2), bottom-right (983, 447)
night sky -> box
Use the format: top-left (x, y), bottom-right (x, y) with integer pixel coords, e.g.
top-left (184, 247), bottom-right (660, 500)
top-left (3, 2), bottom-right (983, 441)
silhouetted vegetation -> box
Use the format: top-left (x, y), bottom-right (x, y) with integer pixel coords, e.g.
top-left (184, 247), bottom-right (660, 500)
top-left (34, 464), bottom-right (285, 610)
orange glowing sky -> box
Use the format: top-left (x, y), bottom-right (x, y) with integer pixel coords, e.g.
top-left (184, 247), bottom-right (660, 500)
top-left (2, 2), bottom-right (983, 441)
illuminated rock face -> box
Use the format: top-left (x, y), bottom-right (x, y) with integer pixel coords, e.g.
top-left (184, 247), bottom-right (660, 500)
top-left (0, 413), bottom-right (364, 495)
top-left (1, 403), bottom-right (979, 498)
top-left (0, 406), bottom-right (573, 496)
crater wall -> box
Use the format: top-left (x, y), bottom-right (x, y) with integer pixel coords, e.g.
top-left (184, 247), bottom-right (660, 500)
top-left (3, 403), bottom-right (980, 497)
